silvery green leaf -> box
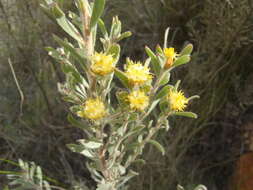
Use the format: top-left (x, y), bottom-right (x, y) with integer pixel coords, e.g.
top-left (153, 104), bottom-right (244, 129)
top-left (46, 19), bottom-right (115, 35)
top-left (163, 27), bottom-right (170, 49)
top-left (132, 159), bottom-right (146, 165)
top-left (147, 140), bottom-right (165, 155)
top-left (172, 112), bottom-right (198, 119)
top-left (98, 19), bottom-right (108, 37)
top-left (117, 31), bottom-right (132, 41)
top-left (110, 17), bottom-right (121, 38)
top-left (90, 0), bottom-right (105, 29)
top-left (43, 181), bottom-right (52, 190)
top-left (177, 185), bottom-right (184, 190)
top-left (56, 14), bottom-right (83, 44)
top-left (18, 159), bottom-right (25, 170)
top-left (159, 99), bottom-right (169, 113)
top-left (29, 163), bottom-right (36, 181)
top-left (81, 149), bottom-right (94, 158)
top-left (173, 55), bottom-right (191, 67)
top-left (66, 144), bottom-right (84, 153)
top-left (144, 57), bottom-right (151, 67)
top-left (194, 185), bottom-right (208, 190)
top-left (145, 46), bottom-right (161, 75)
top-left (146, 99), bottom-right (160, 116)
top-left (96, 183), bottom-right (114, 190)
top-left (188, 95), bottom-right (200, 101)
top-left (118, 164), bottom-right (126, 175)
top-left (180, 43), bottom-right (193, 56)
top-left (36, 166), bottom-right (43, 186)
top-left (108, 44), bottom-right (120, 62)
top-left (117, 170), bottom-right (138, 188)
top-left (156, 44), bottom-right (163, 54)
top-left (175, 80), bottom-right (181, 90)
top-left (78, 140), bottom-right (103, 149)
top-left (115, 69), bottom-right (129, 88)
top-left (155, 85), bottom-right (173, 100)
top-left (67, 114), bottom-right (91, 132)
top-left (53, 35), bottom-right (88, 70)
top-left (159, 71), bottom-right (171, 86)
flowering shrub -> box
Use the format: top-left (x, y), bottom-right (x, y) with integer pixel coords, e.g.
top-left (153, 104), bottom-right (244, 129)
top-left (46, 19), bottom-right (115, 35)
top-left (35, 0), bottom-right (203, 189)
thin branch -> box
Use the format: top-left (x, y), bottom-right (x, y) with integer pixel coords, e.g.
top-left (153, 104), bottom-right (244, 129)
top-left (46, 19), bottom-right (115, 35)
top-left (8, 58), bottom-right (24, 116)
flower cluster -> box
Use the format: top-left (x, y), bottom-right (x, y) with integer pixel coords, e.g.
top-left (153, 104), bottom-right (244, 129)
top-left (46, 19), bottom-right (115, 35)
top-left (91, 52), bottom-right (115, 76)
top-left (168, 90), bottom-right (188, 111)
top-left (77, 98), bottom-right (106, 120)
top-left (128, 90), bottom-right (149, 111)
top-left (124, 60), bottom-right (152, 86)
top-left (164, 47), bottom-right (178, 69)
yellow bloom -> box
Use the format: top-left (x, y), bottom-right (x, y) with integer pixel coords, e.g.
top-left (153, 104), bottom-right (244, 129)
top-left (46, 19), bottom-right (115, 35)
top-left (128, 90), bottom-right (149, 111)
top-left (125, 60), bottom-right (152, 86)
top-left (164, 47), bottom-right (177, 69)
top-left (168, 90), bottom-right (188, 111)
top-left (91, 52), bottom-right (114, 76)
top-left (77, 98), bottom-right (106, 120)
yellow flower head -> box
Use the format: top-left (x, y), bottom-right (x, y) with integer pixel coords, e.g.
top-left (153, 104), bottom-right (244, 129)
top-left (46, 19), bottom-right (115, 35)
top-left (128, 90), bottom-right (149, 111)
top-left (164, 47), bottom-right (177, 69)
top-left (164, 47), bottom-right (176, 59)
top-left (168, 90), bottom-right (188, 111)
top-left (125, 60), bottom-right (152, 86)
top-left (77, 98), bottom-right (106, 120)
top-left (91, 52), bottom-right (115, 76)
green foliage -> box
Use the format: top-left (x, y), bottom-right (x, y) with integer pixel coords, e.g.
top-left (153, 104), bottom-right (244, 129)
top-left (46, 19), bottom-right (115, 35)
top-left (1, 0), bottom-right (252, 190)
top-left (40, 0), bottom-right (202, 190)
top-left (7, 159), bottom-right (52, 190)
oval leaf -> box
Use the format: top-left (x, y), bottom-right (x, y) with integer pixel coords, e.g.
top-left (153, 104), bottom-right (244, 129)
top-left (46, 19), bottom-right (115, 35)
top-left (173, 55), bottom-right (190, 67)
top-left (180, 43), bottom-right (193, 55)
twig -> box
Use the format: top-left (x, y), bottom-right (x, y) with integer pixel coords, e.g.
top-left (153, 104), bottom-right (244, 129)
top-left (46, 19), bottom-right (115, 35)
top-left (8, 58), bottom-right (24, 116)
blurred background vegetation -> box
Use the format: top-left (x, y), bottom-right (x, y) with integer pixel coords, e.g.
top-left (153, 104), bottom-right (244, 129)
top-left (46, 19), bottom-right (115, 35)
top-left (0, 0), bottom-right (253, 189)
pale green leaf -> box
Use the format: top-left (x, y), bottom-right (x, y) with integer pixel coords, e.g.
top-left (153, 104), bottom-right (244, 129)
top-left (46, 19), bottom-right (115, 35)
top-left (147, 140), bottom-right (165, 155)
top-left (180, 43), bottom-right (193, 55)
top-left (145, 46), bottom-right (161, 75)
top-left (78, 140), bottom-right (103, 149)
top-left (155, 85), bottom-right (173, 99)
top-left (172, 112), bottom-right (198, 119)
top-left (90, 0), bottom-right (105, 29)
top-left (173, 55), bottom-right (191, 67)
top-left (98, 19), bottom-right (108, 37)
top-left (115, 68), bottom-right (129, 88)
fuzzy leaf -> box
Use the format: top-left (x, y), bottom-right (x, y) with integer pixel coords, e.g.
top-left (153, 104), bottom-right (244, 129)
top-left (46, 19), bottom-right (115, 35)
top-left (147, 140), bottom-right (165, 155)
top-left (172, 112), bottom-right (198, 119)
top-left (53, 35), bottom-right (87, 70)
top-left (146, 99), bottom-right (160, 116)
top-left (145, 46), bottom-right (161, 75)
top-left (173, 55), bottom-right (191, 67)
top-left (90, 0), bottom-right (105, 29)
top-left (108, 44), bottom-right (120, 62)
top-left (67, 144), bottom-right (84, 153)
top-left (98, 19), bottom-right (108, 37)
top-left (78, 140), bottom-right (102, 149)
top-left (155, 85), bottom-right (173, 99)
top-left (97, 183), bottom-right (114, 190)
top-left (115, 68), bottom-right (129, 88)
top-left (117, 31), bottom-right (132, 41)
top-left (67, 114), bottom-right (89, 131)
top-left (180, 43), bottom-right (193, 55)
top-left (56, 14), bottom-right (83, 44)
top-left (188, 95), bottom-right (200, 101)
top-left (159, 71), bottom-right (171, 86)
